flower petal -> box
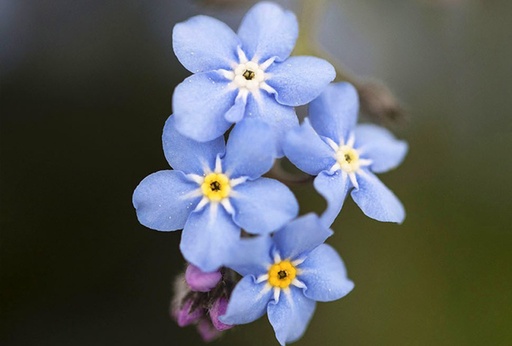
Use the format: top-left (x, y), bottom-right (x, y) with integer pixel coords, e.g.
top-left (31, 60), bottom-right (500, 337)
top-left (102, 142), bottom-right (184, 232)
top-left (223, 118), bottom-right (276, 180)
top-left (355, 124), bottom-right (408, 173)
top-left (224, 93), bottom-right (247, 123)
top-left (309, 82), bottom-right (359, 144)
top-left (173, 15), bottom-right (240, 73)
top-left (220, 276), bottom-right (272, 325)
top-left (180, 205), bottom-right (241, 272)
top-left (283, 118), bottom-right (336, 175)
top-left (245, 92), bottom-right (298, 157)
top-left (132, 170), bottom-right (199, 231)
top-left (272, 214), bottom-right (332, 261)
top-left (313, 170), bottom-right (351, 228)
top-left (300, 244), bottom-right (354, 302)
top-left (162, 115), bottom-right (225, 175)
top-left (351, 170), bottom-right (405, 223)
top-left (224, 235), bottom-right (273, 277)
top-left (237, 2), bottom-right (298, 62)
top-left (267, 287), bottom-right (316, 346)
top-left (172, 72), bottom-right (236, 142)
top-left (231, 178), bottom-right (298, 235)
top-left (267, 56), bottom-right (335, 106)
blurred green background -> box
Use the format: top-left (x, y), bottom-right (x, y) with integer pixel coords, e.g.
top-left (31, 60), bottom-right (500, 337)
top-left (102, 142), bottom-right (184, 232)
top-left (1, 0), bottom-right (511, 345)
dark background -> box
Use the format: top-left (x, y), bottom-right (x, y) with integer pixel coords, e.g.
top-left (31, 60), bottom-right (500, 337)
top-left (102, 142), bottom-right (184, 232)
top-left (1, 0), bottom-right (511, 345)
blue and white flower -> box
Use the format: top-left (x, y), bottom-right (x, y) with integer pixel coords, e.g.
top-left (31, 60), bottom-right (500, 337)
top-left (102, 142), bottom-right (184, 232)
top-left (132, 116), bottom-right (298, 272)
top-left (283, 82), bottom-right (408, 227)
top-left (221, 214), bottom-right (354, 345)
top-left (172, 1), bottom-right (335, 155)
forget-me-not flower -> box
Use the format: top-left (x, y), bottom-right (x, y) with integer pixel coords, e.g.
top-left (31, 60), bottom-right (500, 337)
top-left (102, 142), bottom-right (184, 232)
top-left (172, 1), bottom-right (335, 155)
top-left (283, 82), bottom-right (408, 227)
top-left (132, 116), bottom-right (298, 271)
top-left (220, 214), bottom-right (354, 345)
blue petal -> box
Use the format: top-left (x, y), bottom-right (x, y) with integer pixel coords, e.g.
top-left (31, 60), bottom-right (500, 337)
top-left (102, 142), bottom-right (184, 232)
top-left (173, 15), bottom-right (240, 73)
top-left (313, 170), bottom-right (351, 228)
top-left (309, 82), bottom-right (359, 144)
top-left (162, 115), bottom-right (225, 175)
top-left (223, 118), bottom-right (276, 180)
top-left (272, 214), bottom-right (332, 261)
top-left (224, 236), bottom-right (273, 277)
top-left (224, 93), bottom-right (247, 123)
top-left (282, 118), bottom-right (336, 175)
top-left (220, 276), bottom-right (272, 325)
top-left (231, 178), bottom-right (298, 235)
top-left (237, 2), bottom-right (298, 62)
top-left (173, 72), bottom-right (236, 142)
top-left (355, 124), bottom-right (408, 173)
top-left (245, 92), bottom-right (298, 157)
top-left (351, 170), bottom-right (405, 223)
top-left (132, 170), bottom-right (199, 231)
top-left (267, 287), bottom-right (316, 345)
top-left (299, 244), bottom-right (354, 302)
top-left (180, 205), bottom-right (241, 272)
top-left (267, 56), bottom-right (335, 106)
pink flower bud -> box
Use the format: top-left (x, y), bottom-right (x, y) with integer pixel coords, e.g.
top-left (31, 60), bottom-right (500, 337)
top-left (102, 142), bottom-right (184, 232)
top-left (175, 299), bottom-right (203, 327)
top-left (196, 319), bottom-right (222, 342)
top-left (185, 264), bottom-right (222, 292)
top-left (209, 297), bottom-right (233, 331)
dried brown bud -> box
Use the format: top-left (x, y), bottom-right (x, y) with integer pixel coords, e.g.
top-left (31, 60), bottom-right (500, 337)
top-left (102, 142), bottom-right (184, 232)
top-left (355, 81), bottom-right (407, 126)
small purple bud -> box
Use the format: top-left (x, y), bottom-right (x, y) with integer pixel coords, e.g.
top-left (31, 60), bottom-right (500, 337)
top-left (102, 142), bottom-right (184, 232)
top-left (175, 299), bottom-right (203, 327)
top-left (209, 297), bottom-right (233, 331)
top-left (197, 319), bottom-right (222, 342)
top-left (185, 264), bottom-right (222, 292)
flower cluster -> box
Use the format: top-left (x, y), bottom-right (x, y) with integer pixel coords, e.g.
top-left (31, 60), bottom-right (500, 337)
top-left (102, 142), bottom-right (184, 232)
top-left (133, 2), bottom-right (407, 345)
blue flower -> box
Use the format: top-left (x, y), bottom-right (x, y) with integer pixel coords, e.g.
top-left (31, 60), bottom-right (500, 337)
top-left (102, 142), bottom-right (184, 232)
top-left (283, 82), bottom-right (408, 227)
top-left (132, 117), bottom-right (298, 272)
top-left (220, 214), bottom-right (354, 345)
top-left (171, 2), bottom-right (335, 155)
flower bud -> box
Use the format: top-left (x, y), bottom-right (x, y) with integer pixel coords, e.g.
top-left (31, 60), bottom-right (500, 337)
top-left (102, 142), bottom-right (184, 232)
top-left (175, 299), bottom-right (204, 327)
top-left (196, 319), bottom-right (222, 342)
top-left (185, 263), bottom-right (222, 292)
top-left (209, 297), bottom-right (233, 331)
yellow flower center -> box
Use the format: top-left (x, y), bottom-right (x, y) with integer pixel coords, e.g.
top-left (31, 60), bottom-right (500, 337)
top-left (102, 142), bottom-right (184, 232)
top-left (201, 173), bottom-right (231, 202)
top-left (336, 145), bottom-right (360, 173)
top-left (268, 260), bottom-right (297, 289)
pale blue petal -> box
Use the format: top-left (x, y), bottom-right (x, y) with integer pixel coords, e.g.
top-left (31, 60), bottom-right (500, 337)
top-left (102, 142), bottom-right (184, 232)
top-left (299, 244), bottom-right (354, 302)
top-left (351, 170), bottom-right (405, 223)
top-left (272, 214), bottom-right (332, 260)
top-left (173, 15), bottom-right (240, 73)
top-left (309, 82), bottom-right (359, 143)
top-left (224, 236), bottom-right (273, 277)
top-left (267, 56), bottom-right (335, 106)
top-left (224, 118), bottom-right (276, 180)
top-left (224, 94), bottom-right (247, 123)
top-left (132, 170), bottom-right (199, 231)
top-left (355, 124), bottom-right (408, 173)
top-left (162, 115), bottom-right (225, 175)
top-left (245, 92), bottom-right (298, 157)
top-left (231, 178), bottom-right (298, 235)
top-left (313, 170), bottom-right (351, 228)
top-left (173, 72), bottom-right (235, 142)
top-left (268, 287), bottom-right (316, 346)
top-left (282, 118), bottom-right (336, 175)
top-left (180, 206), bottom-right (240, 272)
top-left (237, 2), bottom-right (298, 62)
top-left (220, 276), bottom-right (272, 325)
